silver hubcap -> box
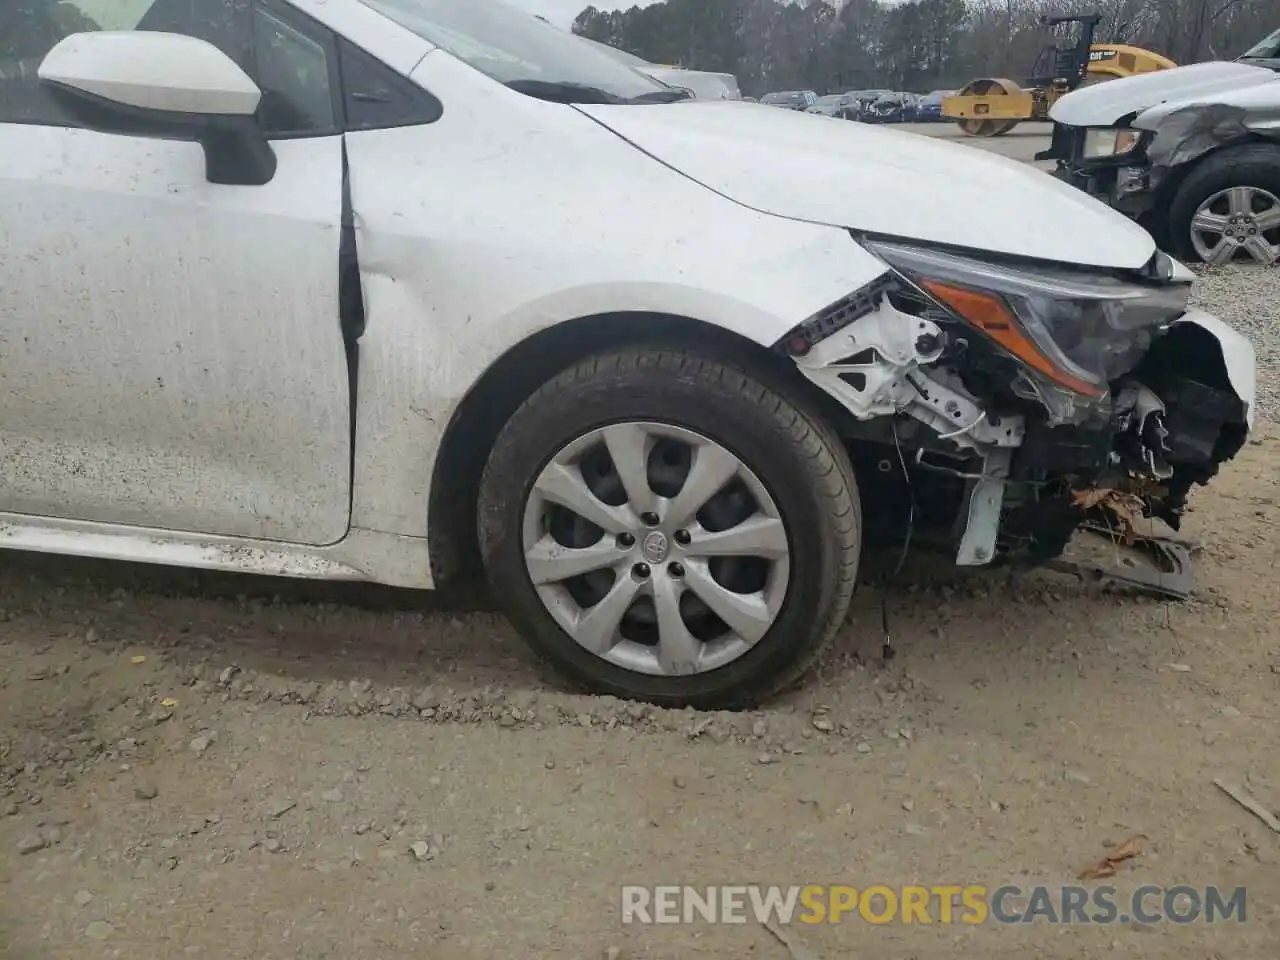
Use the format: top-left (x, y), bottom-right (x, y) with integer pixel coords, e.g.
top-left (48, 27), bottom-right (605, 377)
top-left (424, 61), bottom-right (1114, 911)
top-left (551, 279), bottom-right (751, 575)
top-left (521, 422), bottom-right (791, 678)
top-left (1190, 185), bottom-right (1280, 265)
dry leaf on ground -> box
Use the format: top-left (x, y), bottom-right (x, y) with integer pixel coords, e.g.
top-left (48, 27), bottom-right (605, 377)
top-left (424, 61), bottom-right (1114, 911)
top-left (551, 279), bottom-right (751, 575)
top-left (1077, 833), bottom-right (1149, 881)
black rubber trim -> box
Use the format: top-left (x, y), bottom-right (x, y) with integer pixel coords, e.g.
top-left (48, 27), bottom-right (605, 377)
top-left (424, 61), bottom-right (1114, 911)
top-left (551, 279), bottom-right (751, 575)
top-left (41, 82), bottom-right (277, 185)
top-left (339, 138), bottom-right (363, 509)
top-left (771, 273), bottom-right (898, 355)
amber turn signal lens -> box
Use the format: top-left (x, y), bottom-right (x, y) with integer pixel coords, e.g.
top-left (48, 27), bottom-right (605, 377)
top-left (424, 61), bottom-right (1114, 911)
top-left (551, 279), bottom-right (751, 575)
top-left (919, 279), bottom-right (1104, 397)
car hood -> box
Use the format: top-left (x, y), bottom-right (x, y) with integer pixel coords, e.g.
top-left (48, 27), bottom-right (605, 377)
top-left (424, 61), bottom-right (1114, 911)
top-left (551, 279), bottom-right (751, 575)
top-left (1049, 61), bottom-right (1279, 127)
top-left (576, 100), bottom-right (1156, 269)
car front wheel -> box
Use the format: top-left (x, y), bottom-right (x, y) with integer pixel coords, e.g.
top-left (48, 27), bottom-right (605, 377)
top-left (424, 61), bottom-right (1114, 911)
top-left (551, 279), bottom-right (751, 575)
top-left (477, 346), bottom-right (861, 709)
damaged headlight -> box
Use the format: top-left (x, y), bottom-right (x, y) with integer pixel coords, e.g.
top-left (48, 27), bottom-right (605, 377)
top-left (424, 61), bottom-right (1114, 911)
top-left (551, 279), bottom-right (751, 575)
top-left (863, 240), bottom-right (1190, 410)
top-left (1082, 127), bottom-right (1142, 159)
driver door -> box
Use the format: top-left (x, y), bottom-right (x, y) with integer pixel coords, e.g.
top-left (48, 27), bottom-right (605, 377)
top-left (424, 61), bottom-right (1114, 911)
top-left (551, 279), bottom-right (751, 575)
top-left (0, 0), bottom-right (352, 545)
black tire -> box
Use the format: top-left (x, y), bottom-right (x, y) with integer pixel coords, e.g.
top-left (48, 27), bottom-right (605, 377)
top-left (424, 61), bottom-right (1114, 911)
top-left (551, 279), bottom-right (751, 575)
top-left (476, 346), bottom-right (861, 710)
top-left (1168, 144), bottom-right (1280, 263)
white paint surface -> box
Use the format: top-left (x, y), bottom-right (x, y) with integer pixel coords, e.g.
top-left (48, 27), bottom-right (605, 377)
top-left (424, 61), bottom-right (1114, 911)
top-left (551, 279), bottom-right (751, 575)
top-left (344, 50), bottom-right (887, 537)
top-left (0, 132), bottom-right (351, 545)
top-left (575, 99), bottom-right (1159, 269)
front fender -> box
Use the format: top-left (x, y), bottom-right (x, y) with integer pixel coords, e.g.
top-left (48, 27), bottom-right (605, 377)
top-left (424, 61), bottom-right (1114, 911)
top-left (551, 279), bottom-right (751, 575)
top-left (342, 54), bottom-right (890, 537)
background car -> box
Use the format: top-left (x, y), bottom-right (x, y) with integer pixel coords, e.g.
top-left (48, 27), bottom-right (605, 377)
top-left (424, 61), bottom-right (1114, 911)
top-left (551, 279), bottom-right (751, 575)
top-left (863, 91), bottom-right (910, 123)
top-left (807, 93), bottom-right (860, 120)
top-left (575, 33), bottom-right (742, 100)
top-left (846, 88), bottom-right (893, 119)
top-left (761, 90), bottom-right (817, 110)
top-left (915, 89), bottom-right (955, 122)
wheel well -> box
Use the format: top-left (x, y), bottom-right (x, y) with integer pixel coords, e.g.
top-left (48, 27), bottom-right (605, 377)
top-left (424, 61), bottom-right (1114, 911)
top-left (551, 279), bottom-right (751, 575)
top-left (425, 312), bottom-right (848, 585)
top-left (1153, 134), bottom-right (1276, 214)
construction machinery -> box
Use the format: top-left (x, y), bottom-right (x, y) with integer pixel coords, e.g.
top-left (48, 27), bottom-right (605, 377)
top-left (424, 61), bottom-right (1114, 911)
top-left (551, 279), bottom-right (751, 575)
top-left (943, 14), bottom-right (1176, 137)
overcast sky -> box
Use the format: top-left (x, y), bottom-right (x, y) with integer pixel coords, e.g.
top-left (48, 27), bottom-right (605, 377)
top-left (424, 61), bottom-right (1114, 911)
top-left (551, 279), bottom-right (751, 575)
top-left (505, 0), bottom-right (660, 29)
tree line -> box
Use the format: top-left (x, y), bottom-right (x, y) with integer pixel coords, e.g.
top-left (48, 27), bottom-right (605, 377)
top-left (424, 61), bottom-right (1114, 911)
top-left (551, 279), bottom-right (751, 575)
top-left (572, 0), bottom-right (1276, 97)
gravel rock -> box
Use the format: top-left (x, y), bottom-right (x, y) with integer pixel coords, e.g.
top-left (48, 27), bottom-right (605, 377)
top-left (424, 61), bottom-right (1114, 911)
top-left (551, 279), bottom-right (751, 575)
top-left (321, 788), bottom-right (344, 803)
top-left (74, 891), bottom-right (95, 908)
top-left (84, 920), bottom-right (113, 941)
top-left (17, 834), bottom-right (47, 855)
top-left (135, 783), bottom-right (159, 801)
top-left (189, 732), bottom-right (215, 756)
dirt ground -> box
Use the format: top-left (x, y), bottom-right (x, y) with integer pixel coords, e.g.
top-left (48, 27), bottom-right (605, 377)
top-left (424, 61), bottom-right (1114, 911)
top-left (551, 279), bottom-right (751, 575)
top-left (2, 399), bottom-right (1278, 959)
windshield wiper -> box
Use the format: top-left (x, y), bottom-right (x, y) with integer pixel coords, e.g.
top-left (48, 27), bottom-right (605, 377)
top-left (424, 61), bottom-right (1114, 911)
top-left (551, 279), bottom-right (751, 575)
top-left (626, 89), bottom-right (692, 103)
top-left (506, 79), bottom-right (691, 105)
top-left (506, 79), bottom-right (626, 104)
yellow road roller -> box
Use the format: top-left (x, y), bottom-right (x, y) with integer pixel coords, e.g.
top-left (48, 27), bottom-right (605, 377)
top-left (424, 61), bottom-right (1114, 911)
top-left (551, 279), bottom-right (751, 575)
top-left (943, 14), bottom-right (1176, 137)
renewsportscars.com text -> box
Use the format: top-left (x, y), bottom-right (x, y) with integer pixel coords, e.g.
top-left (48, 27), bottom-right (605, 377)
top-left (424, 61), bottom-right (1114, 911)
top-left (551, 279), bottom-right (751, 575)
top-left (620, 884), bottom-right (1247, 925)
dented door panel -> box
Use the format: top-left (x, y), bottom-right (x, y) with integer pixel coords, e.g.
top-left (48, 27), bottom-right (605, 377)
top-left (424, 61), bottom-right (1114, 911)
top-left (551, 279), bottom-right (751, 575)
top-left (0, 129), bottom-right (352, 544)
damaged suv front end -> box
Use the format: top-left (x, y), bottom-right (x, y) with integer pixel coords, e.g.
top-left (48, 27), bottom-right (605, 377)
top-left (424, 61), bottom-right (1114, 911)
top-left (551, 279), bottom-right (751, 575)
top-left (1039, 59), bottom-right (1280, 263)
top-left (783, 240), bottom-right (1253, 573)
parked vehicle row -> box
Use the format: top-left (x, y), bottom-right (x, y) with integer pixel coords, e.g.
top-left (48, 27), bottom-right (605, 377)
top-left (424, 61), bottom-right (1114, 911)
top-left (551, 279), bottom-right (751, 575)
top-left (760, 87), bottom-right (956, 123)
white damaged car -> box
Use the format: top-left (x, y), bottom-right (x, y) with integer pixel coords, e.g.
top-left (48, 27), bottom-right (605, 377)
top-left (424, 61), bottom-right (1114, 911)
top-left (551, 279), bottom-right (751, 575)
top-left (0, 0), bottom-right (1256, 707)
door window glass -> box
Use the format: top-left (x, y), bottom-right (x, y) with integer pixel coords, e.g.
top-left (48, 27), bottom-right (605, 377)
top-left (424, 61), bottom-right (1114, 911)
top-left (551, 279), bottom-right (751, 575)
top-left (252, 3), bottom-right (337, 135)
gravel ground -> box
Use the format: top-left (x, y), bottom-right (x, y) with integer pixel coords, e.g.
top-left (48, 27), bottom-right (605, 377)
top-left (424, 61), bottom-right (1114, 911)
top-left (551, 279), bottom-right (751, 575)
top-left (1, 266), bottom-right (1278, 960)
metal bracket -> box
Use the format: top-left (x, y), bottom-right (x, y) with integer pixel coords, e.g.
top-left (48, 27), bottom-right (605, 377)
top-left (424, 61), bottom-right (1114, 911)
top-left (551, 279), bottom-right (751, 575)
top-left (792, 299), bottom-right (1024, 453)
top-left (955, 447), bottom-right (1012, 566)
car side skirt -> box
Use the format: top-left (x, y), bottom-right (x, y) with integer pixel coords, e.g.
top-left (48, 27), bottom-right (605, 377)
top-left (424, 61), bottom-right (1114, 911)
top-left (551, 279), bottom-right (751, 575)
top-left (0, 515), bottom-right (435, 589)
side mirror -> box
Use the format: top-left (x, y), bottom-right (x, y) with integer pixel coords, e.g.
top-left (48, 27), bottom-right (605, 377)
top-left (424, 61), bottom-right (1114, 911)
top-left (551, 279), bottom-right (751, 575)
top-left (38, 31), bottom-right (276, 186)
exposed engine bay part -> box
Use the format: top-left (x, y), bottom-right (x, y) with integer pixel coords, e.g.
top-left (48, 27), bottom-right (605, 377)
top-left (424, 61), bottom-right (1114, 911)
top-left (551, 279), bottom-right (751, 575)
top-left (955, 448), bottom-right (1012, 565)
top-left (789, 296), bottom-right (1025, 454)
top-left (1113, 379), bottom-right (1173, 480)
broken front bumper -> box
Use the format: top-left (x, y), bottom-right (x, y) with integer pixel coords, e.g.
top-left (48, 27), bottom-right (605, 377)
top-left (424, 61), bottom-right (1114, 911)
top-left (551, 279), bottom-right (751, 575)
top-left (789, 287), bottom-right (1255, 569)
top-left (1041, 125), bottom-right (1159, 220)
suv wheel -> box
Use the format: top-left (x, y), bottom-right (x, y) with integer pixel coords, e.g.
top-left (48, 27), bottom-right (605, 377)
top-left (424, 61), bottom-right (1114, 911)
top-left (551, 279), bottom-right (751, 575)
top-left (477, 346), bottom-right (861, 709)
top-left (1169, 144), bottom-right (1280, 265)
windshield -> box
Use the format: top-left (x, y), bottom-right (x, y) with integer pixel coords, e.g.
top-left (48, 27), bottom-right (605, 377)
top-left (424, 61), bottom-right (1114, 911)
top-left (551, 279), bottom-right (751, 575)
top-left (361, 0), bottom-right (669, 102)
top-left (578, 35), bottom-right (652, 69)
top-left (1240, 28), bottom-right (1280, 59)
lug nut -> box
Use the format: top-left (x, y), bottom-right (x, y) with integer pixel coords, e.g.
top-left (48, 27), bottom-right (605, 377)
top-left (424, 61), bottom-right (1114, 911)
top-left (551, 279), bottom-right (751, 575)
top-left (668, 562), bottom-right (685, 579)
top-left (674, 529), bottom-right (691, 546)
top-left (640, 512), bottom-right (660, 527)
top-left (632, 563), bottom-right (651, 580)
top-left (617, 533), bottom-right (636, 548)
